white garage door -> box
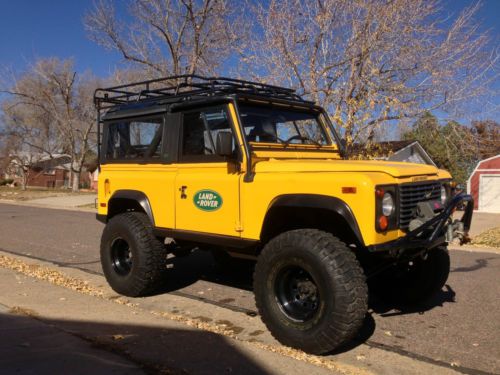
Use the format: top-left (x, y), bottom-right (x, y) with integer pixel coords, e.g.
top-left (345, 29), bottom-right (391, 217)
top-left (479, 175), bottom-right (500, 213)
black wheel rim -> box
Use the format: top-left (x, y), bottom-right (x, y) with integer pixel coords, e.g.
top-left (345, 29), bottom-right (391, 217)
top-left (275, 265), bottom-right (320, 322)
top-left (110, 238), bottom-right (133, 276)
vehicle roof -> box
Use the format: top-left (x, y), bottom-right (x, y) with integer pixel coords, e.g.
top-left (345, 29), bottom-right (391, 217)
top-left (94, 75), bottom-right (318, 120)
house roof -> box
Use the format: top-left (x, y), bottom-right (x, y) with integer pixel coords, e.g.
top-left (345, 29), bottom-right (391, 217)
top-left (351, 140), bottom-right (415, 155)
top-left (467, 154), bottom-right (500, 192)
top-left (350, 140), bottom-right (436, 166)
top-left (9, 153), bottom-right (72, 171)
top-left (9, 152), bottom-right (70, 162)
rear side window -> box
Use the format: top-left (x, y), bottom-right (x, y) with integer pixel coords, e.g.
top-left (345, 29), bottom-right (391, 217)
top-left (105, 117), bottom-right (164, 161)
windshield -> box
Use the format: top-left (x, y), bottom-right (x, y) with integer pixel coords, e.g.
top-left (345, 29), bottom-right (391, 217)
top-left (238, 104), bottom-right (331, 146)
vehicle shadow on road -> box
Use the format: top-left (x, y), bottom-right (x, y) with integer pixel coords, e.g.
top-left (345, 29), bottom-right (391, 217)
top-left (0, 310), bottom-right (271, 374)
top-left (368, 284), bottom-right (456, 317)
top-left (450, 257), bottom-right (494, 273)
top-left (332, 284), bottom-right (457, 354)
top-left (154, 249), bottom-right (255, 295)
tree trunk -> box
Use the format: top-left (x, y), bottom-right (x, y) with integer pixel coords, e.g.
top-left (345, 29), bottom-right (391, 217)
top-left (72, 172), bottom-right (80, 192)
top-left (21, 170), bottom-right (28, 191)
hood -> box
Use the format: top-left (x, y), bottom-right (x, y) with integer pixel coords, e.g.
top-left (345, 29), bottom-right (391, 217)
top-left (254, 159), bottom-right (439, 178)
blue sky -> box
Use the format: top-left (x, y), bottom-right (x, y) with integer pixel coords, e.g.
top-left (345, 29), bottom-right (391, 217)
top-left (1, 0), bottom-right (498, 77)
top-left (0, 0), bottom-right (122, 76)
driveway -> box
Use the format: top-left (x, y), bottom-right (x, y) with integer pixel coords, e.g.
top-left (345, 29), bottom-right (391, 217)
top-left (466, 212), bottom-right (500, 237)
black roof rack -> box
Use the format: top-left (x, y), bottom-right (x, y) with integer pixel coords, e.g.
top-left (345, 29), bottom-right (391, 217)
top-left (94, 74), bottom-right (312, 110)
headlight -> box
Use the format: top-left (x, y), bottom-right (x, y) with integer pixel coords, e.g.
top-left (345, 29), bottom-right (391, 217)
top-left (382, 193), bottom-right (394, 216)
top-left (440, 185), bottom-right (447, 204)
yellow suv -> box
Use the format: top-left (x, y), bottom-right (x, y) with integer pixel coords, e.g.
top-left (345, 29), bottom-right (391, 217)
top-left (94, 75), bottom-right (473, 354)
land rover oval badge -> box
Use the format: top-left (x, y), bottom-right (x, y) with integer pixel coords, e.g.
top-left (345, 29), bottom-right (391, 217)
top-left (194, 190), bottom-right (223, 211)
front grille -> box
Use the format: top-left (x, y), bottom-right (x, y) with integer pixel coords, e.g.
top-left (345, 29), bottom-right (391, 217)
top-left (399, 181), bottom-right (441, 231)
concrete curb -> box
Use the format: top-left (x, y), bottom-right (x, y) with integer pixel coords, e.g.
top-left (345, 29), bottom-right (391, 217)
top-left (448, 244), bottom-right (500, 255)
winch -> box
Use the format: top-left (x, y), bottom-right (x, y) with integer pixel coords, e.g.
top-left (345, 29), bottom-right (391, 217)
top-left (409, 201), bottom-right (470, 244)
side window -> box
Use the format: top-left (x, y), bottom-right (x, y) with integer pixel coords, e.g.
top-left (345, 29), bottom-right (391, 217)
top-left (181, 107), bottom-right (235, 161)
top-left (105, 117), bottom-right (164, 161)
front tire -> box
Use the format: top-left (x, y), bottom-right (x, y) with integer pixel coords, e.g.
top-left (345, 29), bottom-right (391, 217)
top-left (100, 212), bottom-right (168, 297)
top-left (253, 229), bottom-right (368, 354)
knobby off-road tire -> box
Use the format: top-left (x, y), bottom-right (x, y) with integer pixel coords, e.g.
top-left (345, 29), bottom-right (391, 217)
top-left (100, 212), bottom-right (168, 297)
top-left (253, 229), bottom-right (368, 354)
top-left (373, 246), bottom-right (450, 305)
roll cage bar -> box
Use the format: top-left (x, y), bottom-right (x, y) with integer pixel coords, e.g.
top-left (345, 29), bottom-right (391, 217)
top-left (93, 74), bottom-right (313, 109)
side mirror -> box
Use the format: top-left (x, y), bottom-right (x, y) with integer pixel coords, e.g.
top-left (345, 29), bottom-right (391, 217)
top-left (216, 131), bottom-right (233, 157)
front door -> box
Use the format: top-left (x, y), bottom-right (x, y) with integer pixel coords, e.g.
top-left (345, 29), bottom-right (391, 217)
top-left (174, 105), bottom-right (241, 236)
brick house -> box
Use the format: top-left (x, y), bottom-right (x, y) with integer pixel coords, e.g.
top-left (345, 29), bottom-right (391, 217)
top-left (4, 153), bottom-right (94, 189)
top-left (25, 154), bottom-right (71, 188)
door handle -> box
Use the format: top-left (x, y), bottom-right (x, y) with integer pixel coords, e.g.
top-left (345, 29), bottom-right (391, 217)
top-left (179, 185), bottom-right (187, 199)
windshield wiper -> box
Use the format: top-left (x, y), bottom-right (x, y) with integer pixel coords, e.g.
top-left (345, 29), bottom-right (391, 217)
top-left (280, 135), bottom-right (322, 147)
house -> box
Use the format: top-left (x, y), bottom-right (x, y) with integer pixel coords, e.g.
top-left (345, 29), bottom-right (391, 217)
top-left (467, 155), bottom-right (500, 213)
top-left (5, 153), bottom-right (71, 188)
top-left (351, 140), bottom-right (437, 166)
top-left (5, 152), bottom-right (96, 189)
top-left (28, 154), bottom-right (72, 188)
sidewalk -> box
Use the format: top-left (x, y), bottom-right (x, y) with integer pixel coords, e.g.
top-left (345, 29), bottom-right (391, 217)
top-left (26, 194), bottom-right (97, 208)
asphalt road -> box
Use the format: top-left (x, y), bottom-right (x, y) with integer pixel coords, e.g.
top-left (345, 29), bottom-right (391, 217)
top-left (0, 203), bottom-right (499, 374)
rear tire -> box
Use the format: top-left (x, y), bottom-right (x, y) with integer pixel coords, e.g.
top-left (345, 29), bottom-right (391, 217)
top-left (100, 212), bottom-right (168, 297)
top-left (253, 229), bottom-right (368, 354)
top-left (372, 246), bottom-right (450, 305)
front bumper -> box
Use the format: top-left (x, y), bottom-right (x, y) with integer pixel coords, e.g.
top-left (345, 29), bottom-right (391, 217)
top-left (367, 193), bottom-right (473, 253)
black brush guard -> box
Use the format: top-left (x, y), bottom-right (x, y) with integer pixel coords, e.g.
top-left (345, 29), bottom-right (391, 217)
top-left (368, 194), bottom-right (474, 253)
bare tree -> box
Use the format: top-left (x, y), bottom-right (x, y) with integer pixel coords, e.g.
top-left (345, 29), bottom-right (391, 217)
top-left (242, 0), bottom-right (499, 152)
top-left (1, 58), bottom-right (98, 191)
top-left (0, 127), bottom-right (43, 189)
top-left (6, 152), bottom-right (41, 190)
top-left (471, 120), bottom-right (500, 159)
top-left (85, 0), bottom-right (241, 78)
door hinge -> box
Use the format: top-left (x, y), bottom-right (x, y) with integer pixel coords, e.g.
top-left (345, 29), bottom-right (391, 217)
top-left (235, 221), bottom-right (244, 232)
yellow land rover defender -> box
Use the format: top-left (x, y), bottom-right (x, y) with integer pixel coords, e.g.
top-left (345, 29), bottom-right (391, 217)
top-left (94, 76), bottom-right (473, 354)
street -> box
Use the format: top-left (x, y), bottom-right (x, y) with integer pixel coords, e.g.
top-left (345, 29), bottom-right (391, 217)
top-left (0, 203), bottom-right (499, 374)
